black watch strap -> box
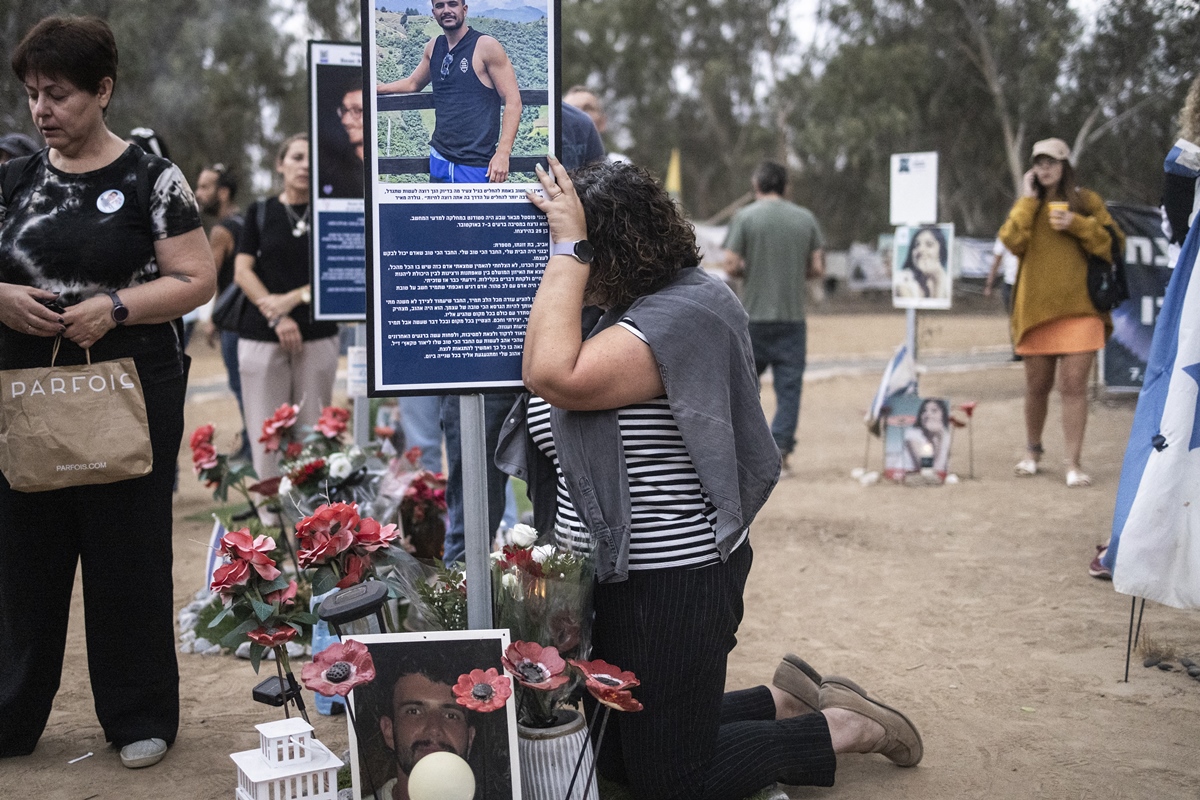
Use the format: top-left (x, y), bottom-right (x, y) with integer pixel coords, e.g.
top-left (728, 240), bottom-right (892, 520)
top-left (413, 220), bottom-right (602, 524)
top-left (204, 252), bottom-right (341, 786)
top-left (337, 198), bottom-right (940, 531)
top-left (108, 290), bottom-right (129, 325)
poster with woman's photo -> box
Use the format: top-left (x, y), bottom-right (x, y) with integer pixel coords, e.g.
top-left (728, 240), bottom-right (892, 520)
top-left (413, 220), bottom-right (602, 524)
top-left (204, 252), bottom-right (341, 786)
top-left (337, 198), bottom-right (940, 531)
top-left (346, 630), bottom-right (519, 800)
top-left (883, 395), bottom-right (953, 483)
top-left (892, 223), bottom-right (954, 310)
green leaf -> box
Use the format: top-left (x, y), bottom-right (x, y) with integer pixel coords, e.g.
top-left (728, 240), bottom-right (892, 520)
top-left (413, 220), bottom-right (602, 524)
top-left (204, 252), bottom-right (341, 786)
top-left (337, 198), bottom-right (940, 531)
top-left (313, 566), bottom-right (340, 596)
top-left (220, 618), bottom-right (259, 649)
top-left (258, 575), bottom-right (291, 595)
top-left (290, 611), bottom-right (319, 625)
top-left (249, 643), bottom-right (265, 673)
top-left (251, 597), bottom-right (274, 622)
top-left (208, 605), bottom-right (232, 628)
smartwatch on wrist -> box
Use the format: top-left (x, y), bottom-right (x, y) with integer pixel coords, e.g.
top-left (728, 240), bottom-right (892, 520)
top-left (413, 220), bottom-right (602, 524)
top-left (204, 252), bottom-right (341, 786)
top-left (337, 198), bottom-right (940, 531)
top-left (550, 240), bottom-right (594, 264)
top-left (108, 290), bottom-right (129, 326)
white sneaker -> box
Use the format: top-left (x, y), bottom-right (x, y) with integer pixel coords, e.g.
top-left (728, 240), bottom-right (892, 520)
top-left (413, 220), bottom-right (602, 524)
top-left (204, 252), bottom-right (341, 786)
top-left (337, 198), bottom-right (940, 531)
top-left (120, 738), bottom-right (167, 769)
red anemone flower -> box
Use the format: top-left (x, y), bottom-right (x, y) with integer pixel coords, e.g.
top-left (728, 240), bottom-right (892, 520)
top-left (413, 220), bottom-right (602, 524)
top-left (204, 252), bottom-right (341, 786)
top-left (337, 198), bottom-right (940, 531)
top-left (259, 403), bottom-right (300, 452)
top-left (210, 558), bottom-right (251, 595)
top-left (356, 517), bottom-right (400, 552)
top-left (335, 552), bottom-right (372, 589)
top-left (192, 442), bottom-right (218, 472)
top-left (452, 668), bottom-right (512, 712)
top-left (958, 401), bottom-right (977, 418)
top-left (246, 625), bottom-right (299, 648)
top-left (502, 641), bottom-right (569, 691)
top-left (569, 658), bottom-right (643, 711)
top-left (190, 423), bottom-right (215, 450)
top-left (265, 579), bottom-right (298, 608)
top-left (316, 406), bottom-right (351, 438)
top-left (301, 639), bottom-right (376, 697)
top-left (217, 528), bottom-right (281, 581)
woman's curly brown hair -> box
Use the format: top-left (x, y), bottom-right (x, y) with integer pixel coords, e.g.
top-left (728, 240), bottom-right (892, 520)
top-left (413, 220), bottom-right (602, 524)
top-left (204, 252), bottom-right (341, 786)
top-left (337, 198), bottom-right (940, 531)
top-left (571, 160), bottom-right (700, 308)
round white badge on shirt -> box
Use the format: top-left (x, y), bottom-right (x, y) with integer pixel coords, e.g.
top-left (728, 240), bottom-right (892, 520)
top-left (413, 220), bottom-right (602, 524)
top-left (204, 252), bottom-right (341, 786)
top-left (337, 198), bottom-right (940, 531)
top-left (459, 58), bottom-right (468, 73)
top-left (96, 190), bottom-right (125, 213)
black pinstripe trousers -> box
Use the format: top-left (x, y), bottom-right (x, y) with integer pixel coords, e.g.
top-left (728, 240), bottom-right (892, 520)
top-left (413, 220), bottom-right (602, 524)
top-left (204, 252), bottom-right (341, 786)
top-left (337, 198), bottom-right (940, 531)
top-left (590, 542), bottom-right (837, 800)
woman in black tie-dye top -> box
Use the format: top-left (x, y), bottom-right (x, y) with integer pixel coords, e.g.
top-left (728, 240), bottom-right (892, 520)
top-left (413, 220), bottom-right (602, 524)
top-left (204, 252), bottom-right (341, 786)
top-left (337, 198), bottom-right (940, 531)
top-left (0, 15), bottom-right (215, 769)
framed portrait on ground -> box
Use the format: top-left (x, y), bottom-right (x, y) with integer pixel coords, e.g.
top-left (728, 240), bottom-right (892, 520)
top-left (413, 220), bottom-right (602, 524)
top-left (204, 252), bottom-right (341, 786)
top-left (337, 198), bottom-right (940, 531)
top-left (892, 223), bottom-right (954, 310)
top-left (346, 629), bottom-right (519, 800)
top-left (883, 394), bottom-right (953, 483)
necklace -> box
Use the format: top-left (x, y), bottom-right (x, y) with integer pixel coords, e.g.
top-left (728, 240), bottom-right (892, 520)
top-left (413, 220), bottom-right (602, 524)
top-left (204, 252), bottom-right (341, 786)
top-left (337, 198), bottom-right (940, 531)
top-left (282, 201), bottom-right (310, 238)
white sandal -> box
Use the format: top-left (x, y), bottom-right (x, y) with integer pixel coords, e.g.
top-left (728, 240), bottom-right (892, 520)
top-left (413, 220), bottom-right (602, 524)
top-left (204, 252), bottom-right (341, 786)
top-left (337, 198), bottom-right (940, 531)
top-left (1015, 444), bottom-right (1044, 477)
top-left (1066, 469), bottom-right (1091, 488)
top-left (1014, 458), bottom-right (1039, 476)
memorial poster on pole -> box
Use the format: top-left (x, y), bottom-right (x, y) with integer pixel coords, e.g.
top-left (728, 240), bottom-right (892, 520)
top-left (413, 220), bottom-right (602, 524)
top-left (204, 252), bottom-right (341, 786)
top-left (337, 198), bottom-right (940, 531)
top-left (309, 41), bottom-right (368, 321)
top-left (363, 0), bottom-right (557, 396)
top-left (891, 223), bottom-right (954, 310)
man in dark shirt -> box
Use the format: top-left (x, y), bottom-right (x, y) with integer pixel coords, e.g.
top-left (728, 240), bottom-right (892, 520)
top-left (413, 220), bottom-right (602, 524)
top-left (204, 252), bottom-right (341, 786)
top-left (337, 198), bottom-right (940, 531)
top-left (377, 0), bottom-right (521, 183)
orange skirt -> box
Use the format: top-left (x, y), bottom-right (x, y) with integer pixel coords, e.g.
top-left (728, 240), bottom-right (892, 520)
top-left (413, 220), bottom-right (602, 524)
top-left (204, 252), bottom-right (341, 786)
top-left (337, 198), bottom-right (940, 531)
top-left (1015, 315), bottom-right (1104, 356)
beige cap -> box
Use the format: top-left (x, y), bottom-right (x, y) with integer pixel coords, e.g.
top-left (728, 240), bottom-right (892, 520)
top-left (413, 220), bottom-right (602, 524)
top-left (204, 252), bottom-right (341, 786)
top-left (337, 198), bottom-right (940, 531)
top-left (1031, 137), bottom-right (1071, 163)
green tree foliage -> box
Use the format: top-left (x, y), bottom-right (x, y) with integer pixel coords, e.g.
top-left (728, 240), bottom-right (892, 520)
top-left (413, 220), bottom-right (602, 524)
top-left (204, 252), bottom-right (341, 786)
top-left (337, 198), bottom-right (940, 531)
top-left (562, 0), bottom-right (1198, 245)
top-left (1, 0), bottom-right (357, 198)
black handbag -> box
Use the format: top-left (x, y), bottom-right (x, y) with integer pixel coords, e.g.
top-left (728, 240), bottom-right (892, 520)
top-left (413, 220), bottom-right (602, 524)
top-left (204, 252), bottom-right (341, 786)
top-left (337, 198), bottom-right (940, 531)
top-left (211, 281), bottom-right (248, 331)
top-left (1085, 223), bottom-right (1129, 312)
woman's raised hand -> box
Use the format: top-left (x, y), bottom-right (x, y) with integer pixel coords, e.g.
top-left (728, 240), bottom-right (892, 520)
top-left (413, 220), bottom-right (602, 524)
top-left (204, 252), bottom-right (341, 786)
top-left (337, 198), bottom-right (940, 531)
top-left (527, 156), bottom-right (588, 245)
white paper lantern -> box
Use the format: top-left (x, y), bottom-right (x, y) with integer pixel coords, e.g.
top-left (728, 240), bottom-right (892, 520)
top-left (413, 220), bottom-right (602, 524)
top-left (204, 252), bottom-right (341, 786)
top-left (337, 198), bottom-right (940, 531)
top-left (407, 751), bottom-right (476, 800)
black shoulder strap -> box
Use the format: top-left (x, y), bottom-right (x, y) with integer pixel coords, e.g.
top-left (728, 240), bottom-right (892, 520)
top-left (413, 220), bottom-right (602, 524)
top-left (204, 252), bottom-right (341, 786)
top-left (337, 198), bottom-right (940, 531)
top-left (256, 199), bottom-right (268, 260)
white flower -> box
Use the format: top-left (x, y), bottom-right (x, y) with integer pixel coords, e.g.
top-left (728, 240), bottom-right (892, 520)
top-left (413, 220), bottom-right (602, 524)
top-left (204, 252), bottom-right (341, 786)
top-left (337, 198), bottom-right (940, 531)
top-left (509, 523), bottom-right (538, 548)
top-left (532, 544), bottom-right (554, 564)
top-left (489, 550), bottom-right (505, 564)
top-left (501, 573), bottom-right (519, 593)
top-left (278, 476), bottom-right (293, 496)
top-left (327, 452), bottom-right (353, 481)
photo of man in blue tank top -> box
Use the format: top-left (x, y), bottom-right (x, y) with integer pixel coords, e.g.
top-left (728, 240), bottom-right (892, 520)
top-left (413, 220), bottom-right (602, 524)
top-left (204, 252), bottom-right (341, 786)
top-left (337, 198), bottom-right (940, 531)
top-left (377, 0), bottom-right (523, 183)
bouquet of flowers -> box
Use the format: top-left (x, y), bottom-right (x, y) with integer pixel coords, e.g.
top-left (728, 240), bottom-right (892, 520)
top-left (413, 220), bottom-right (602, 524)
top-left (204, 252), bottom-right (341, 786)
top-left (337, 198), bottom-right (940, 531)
top-left (207, 526), bottom-right (318, 692)
top-left (273, 405), bottom-right (394, 527)
top-left (492, 524), bottom-right (595, 726)
top-left (295, 501), bottom-right (403, 596)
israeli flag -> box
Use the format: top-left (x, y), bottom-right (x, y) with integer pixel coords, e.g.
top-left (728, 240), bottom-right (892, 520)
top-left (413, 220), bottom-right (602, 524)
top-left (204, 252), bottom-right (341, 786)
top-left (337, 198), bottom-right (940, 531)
top-left (1106, 210), bottom-right (1200, 609)
top-left (865, 344), bottom-right (917, 434)
top-left (203, 516), bottom-right (226, 597)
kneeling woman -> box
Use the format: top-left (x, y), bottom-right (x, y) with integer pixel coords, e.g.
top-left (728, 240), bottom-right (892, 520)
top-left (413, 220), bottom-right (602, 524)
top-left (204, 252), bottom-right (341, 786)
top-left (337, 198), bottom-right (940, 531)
top-left (498, 158), bottom-right (922, 800)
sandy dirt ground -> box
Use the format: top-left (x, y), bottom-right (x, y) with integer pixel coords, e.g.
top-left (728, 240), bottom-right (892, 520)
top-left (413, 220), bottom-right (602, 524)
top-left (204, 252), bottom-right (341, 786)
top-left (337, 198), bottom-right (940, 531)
top-left (4, 308), bottom-right (1200, 800)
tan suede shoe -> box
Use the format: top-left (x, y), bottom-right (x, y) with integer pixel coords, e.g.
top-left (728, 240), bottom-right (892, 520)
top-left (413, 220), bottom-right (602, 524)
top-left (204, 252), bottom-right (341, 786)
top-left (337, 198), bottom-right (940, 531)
top-left (819, 677), bottom-right (923, 767)
top-left (771, 654), bottom-right (822, 715)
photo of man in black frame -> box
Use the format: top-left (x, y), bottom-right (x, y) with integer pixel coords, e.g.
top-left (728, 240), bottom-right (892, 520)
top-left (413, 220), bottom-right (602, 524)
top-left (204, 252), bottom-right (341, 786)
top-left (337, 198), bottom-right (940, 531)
top-left (349, 634), bottom-right (515, 800)
top-left (316, 63), bottom-right (366, 199)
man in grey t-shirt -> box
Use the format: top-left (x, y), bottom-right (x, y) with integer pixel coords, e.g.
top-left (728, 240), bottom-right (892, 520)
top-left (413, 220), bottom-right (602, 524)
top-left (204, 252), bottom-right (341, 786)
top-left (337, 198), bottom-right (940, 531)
top-left (723, 160), bottom-right (825, 475)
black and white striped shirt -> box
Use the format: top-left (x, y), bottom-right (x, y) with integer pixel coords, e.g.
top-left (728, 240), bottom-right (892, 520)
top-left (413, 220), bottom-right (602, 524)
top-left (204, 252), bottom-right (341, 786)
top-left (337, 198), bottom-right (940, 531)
top-left (527, 394), bottom-right (725, 570)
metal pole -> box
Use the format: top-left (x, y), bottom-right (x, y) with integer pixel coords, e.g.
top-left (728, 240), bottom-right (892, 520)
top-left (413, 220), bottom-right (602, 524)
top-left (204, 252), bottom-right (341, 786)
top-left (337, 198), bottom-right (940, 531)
top-left (460, 393), bottom-right (493, 629)
top-left (905, 307), bottom-right (919, 366)
top-left (353, 324), bottom-right (370, 446)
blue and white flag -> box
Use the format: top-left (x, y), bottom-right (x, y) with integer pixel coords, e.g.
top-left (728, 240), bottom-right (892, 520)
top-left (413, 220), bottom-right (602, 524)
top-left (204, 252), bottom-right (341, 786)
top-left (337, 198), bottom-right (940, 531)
top-left (865, 344), bottom-right (917, 434)
top-left (1106, 212), bottom-right (1200, 609)
top-left (203, 516), bottom-right (226, 597)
